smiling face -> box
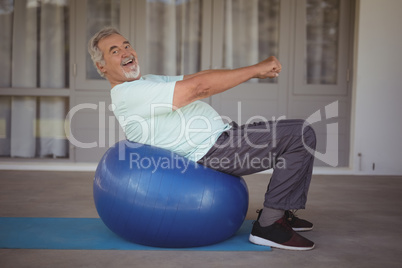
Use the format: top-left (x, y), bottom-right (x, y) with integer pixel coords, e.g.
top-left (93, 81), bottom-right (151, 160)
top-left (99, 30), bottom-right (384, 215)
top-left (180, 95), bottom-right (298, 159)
top-left (96, 34), bottom-right (141, 87)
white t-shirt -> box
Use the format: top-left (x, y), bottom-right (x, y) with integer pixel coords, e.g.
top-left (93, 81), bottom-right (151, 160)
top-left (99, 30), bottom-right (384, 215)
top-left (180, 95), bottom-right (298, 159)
top-left (111, 74), bottom-right (230, 161)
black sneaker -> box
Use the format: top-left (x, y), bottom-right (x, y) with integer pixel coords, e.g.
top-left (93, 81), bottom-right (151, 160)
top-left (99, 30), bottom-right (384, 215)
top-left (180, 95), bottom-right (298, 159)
top-left (249, 216), bottom-right (315, 251)
top-left (256, 209), bottom-right (314, 232)
top-left (285, 210), bottom-right (314, 232)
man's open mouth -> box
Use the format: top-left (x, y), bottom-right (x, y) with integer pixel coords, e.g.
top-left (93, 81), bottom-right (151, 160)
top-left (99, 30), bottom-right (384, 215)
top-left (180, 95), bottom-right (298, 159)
top-left (122, 57), bottom-right (134, 66)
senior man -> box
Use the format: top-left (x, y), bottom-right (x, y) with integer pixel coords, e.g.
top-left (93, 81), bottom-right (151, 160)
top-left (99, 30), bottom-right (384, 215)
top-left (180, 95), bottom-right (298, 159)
top-left (88, 27), bottom-right (316, 251)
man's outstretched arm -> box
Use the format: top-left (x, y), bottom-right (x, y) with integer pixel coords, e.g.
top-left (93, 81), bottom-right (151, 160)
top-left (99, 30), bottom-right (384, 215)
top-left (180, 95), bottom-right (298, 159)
top-left (182, 70), bottom-right (217, 80)
top-left (173, 56), bottom-right (281, 109)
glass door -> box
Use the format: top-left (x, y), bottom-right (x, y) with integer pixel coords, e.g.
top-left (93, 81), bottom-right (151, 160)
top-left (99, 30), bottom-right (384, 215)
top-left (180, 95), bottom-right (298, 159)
top-left (0, 0), bottom-right (70, 159)
top-left (293, 0), bottom-right (351, 95)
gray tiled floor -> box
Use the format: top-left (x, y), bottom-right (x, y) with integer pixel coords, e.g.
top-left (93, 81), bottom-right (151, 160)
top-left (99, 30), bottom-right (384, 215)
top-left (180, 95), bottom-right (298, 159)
top-left (1, 171), bottom-right (402, 268)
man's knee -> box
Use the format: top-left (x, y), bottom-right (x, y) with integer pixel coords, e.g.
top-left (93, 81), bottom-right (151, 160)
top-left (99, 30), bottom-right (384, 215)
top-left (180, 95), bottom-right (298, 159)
top-left (302, 123), bottom-right (317, 149)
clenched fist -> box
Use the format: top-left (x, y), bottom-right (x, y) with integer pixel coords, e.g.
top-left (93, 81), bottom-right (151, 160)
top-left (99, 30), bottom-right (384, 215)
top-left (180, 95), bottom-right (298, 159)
top-left (254, 56), bottom-right (282, 79)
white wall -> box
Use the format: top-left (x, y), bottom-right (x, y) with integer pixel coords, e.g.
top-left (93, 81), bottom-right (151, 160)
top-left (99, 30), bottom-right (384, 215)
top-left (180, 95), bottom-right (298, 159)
top-left (352, 0), bottom-right (402, 175)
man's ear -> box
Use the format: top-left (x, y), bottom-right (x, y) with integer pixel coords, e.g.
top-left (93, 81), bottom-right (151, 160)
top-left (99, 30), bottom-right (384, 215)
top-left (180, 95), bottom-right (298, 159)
top-left (96, 62), bottom-right (106, 75)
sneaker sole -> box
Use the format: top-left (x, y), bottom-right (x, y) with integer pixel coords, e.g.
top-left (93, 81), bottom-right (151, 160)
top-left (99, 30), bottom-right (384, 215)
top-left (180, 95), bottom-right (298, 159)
top-left (292, 226), bottom-right (313, 232)
top-left (249, 234), bottom-right (315, 251)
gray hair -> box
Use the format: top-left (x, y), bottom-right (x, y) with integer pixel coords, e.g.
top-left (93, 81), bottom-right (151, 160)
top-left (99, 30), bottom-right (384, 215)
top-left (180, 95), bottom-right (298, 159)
top-left (88, 27), bottom-right (121, 78)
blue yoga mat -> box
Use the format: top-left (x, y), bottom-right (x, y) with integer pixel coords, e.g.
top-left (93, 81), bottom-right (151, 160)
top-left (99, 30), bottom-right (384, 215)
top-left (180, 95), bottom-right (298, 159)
top-left (0, 218), bottom-right (271, 251)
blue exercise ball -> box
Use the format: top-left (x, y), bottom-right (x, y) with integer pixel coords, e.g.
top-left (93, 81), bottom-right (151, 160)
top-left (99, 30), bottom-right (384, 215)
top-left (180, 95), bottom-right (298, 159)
top-left (93, 140), bottom-right (249, 248)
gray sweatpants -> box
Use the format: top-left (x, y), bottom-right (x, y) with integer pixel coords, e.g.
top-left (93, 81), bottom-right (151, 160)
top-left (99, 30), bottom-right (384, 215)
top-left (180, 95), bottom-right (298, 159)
top-left (197, 120), bottom-right (316, 210)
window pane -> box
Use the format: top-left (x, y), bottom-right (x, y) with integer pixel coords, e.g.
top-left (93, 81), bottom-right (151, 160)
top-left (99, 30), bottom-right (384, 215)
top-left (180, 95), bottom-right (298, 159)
top-left (0, 96), bottom-right (69, 158)
top-left (0, 96), bottom-right (11, 155)
top-left (146, 0), bottom-right (203, 76)
top-left (0, 0), bottom-right (69, 88)
top-left (306, 0), bottom-right (340, 84)
top-left (86, 0), bottom-right (120, 80)
top-left (0, 0), bottom-right (13, 87)
top-left (223, 0), bottom-right (280, 83)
